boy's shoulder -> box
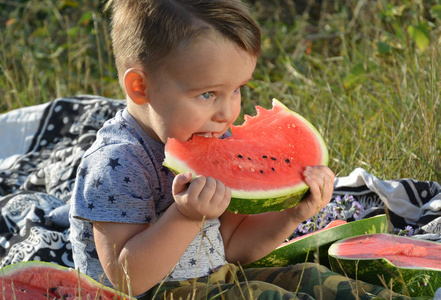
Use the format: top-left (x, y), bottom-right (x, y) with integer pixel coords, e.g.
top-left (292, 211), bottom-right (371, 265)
top-left (83, 108), bottom-right (163, 164)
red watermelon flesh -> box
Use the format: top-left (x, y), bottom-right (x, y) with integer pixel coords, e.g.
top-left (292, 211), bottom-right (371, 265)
top-left (330, 234), bottom-right (441, 269)
top-left (328, 233), bottom-right (441, 297)
top-left (163, 99), bottom-right (328, 214)
top-left (0, 261), bottom-right (134, 300)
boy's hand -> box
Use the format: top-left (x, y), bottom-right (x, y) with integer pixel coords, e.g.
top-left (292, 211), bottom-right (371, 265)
top-left (286, 165), bottom-right (335, 224)
top-left (172, 172), bottom-right (231, 221)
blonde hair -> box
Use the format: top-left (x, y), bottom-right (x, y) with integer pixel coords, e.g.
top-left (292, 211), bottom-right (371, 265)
top-left (105, 0), bottom-right (262, 89)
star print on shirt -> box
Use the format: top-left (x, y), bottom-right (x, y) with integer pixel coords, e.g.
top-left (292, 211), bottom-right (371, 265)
top-left (121, 211), bottom-right (127, 217)
top-left (189, 258), bottom-right (197, 266)
top-left (93, 178), bottom-right (102, 188)
top-left (78, 167), bottom-right (88, 179)
top-left (108, 195), bottom-right (116, 204)
top-left (161, 166), bottom-right (171, 176)
top-left (101, 137), bottom-right (110, 145)
top-left (88, 203), bottom-right (95, 210)
top-left (124, 177), bottom-right (131, 183)
top-left (107, 158), bottom-right (122, 170)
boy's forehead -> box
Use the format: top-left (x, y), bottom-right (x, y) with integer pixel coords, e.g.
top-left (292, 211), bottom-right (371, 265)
top-left (154, 37), bottom-right (256, 89)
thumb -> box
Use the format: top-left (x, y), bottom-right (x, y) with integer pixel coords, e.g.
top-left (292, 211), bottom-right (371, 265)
top-left (172, 172), bottom-right (192, 195)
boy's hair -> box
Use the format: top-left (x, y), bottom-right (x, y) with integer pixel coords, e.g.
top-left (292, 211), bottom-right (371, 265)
top-left (105, 0), bottom-right (262, 90)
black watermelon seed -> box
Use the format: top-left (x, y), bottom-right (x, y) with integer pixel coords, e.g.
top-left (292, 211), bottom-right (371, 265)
top-left (285, 159), bottom-right (290, 164)
top-left (49, 287), bottom-right (57, 292)
top-left (237, 155), bottom-right (243, 159)
top-left (247, 157), bottom-right (252, 160)
top-left (260, 170), bottom-right (264, 174)
top-left (262, 155), bottom-right (268, 159)
top-left (271, 167), bottom-right (275, 171)
top-left (18, 288), bottom-right (26, 292)
top-left (271, 157), bottom-right (277, 161)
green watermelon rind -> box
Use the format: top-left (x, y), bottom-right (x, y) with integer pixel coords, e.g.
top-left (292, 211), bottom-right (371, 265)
top-left (328, 233), bottom-right (441, 297)
top-left (245, 214), bottom-right (389, 269)
top-left (0, 261), bottom-right (135, 299)
top-left (163, 99), bottom-right (328, 215)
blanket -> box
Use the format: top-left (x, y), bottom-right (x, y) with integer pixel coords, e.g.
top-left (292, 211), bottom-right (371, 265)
top-left (0, 95), bottom-right (440, 270)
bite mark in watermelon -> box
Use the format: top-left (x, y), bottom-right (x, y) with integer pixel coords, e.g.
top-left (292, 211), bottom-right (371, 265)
top-left (163, 99), bottom-right (328, 214)
top-left (0, 261), bottom-right (135, 300)
top-left (328, 233), bottom-right (441, 297)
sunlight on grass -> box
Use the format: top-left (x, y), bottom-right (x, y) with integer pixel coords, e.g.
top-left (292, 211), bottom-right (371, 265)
top-left (0, 1), bottom-right (440, 298)
top-left (1, 0), bottom-right (440, 182)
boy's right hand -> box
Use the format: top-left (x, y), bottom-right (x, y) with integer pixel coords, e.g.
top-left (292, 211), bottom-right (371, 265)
top-left (172, 172), bottom-right (231, 221)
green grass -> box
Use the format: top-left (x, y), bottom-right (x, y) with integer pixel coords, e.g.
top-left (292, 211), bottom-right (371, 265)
top-left (1, 0), bottom-right (440, 183)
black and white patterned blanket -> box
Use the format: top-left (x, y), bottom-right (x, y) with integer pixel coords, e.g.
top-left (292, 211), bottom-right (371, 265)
top-left (0, 95), bottom-right (440, 269)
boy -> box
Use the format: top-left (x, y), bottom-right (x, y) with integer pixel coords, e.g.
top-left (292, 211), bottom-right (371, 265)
top-left (70, 1), bottom-right (399, 299)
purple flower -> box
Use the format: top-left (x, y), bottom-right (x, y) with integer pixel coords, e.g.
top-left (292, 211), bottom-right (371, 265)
top-left (397, 225), bottom-right (414, 237)
top-left (345, 195), bottom-right (354, 202)
top-left (350, 201), bottom-right (364, 220)
top-left (404, 225), bottom-right (414, 237)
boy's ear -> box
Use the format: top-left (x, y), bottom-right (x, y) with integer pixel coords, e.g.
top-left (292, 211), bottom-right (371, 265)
top-left (124, 68), bottom-right (149, 105)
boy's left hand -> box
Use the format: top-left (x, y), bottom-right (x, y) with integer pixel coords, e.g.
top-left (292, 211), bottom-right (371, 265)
top-left (286, 165), bottom-right (335, 224)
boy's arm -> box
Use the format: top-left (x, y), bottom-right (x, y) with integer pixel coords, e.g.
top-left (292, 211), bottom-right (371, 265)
top-left (220, 165), bottom-right (335, 265)
top-left (93, 172), bottom-right (231, 297)
top-left (93, 203), bottom-right (201, 296)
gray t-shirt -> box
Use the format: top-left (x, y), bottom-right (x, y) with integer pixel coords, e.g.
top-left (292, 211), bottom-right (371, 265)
top-left (69, 108), bottom-right (226, 289)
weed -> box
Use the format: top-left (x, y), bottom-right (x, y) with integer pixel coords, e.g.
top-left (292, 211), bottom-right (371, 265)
top-left (1, 0), bottom-right (441, 181)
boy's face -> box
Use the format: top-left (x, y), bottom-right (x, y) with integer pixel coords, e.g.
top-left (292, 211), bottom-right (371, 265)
top-left (136, 36), bottom-right (257, 144)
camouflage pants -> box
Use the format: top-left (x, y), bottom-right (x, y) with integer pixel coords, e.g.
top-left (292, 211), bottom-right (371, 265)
top-left (141, 263), bottom-right (417, 300)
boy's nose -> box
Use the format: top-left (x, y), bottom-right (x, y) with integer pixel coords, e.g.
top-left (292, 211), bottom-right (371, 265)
top-left (213, 97), bottom-right (236, 123)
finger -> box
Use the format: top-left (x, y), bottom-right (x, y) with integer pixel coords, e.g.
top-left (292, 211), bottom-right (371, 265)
top-left (207, 179), bottom-right (227, 206)
top-left (304, 166), bottom-right (334, 187)
top-left (172, 172), bottom-right (193, 195)
top-left (186, 175), bottom-right (207, 200)
top-left (206, 180), bottom-right (231, 216)
top-left (220, 184), bottom-right (232, 211)
top-left (197, 176), bottom-right (217, 202)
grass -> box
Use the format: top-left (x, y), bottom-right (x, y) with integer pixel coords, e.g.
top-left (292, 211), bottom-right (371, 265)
top-left (0, 2), bottom-right (440, 297)
top-left (1, 0), bottom-right (441, 182)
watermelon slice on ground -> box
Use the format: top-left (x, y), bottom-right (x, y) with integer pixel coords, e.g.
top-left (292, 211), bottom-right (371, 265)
top-left (328, 233), bottom-right (441, 297)
top-left (246, 214), bottom-right (388, 269)
top-left (163, 98), bottom-right (328, 214)
top-left (0, 261), bottom-right (134, 299)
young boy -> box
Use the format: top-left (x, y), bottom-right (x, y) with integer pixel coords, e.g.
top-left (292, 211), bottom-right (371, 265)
top-left (70, 1), bottom-right (401, 299)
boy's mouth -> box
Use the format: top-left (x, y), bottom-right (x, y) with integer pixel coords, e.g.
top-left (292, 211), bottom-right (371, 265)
top-left (193, 132), bottom-right (216, 138)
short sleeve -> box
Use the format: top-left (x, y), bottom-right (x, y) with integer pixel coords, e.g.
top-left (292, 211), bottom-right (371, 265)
top-left (72, 141), bottom-right (158, 224)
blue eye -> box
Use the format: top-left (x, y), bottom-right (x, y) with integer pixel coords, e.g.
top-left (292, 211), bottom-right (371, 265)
top-left (234, 85), bottom-right (245, 94)
top-left (200, 92), bottom-right (213, 100)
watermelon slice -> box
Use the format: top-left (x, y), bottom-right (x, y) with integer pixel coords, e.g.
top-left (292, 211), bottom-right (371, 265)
top-left (0, 261), bottom-right (135, 299)
top-left (163, 99), bottom-right (328, 214)
top-left (328, 233), bottom-right (441, 297)
top-left (246, 214), bottom-right (388, 268)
